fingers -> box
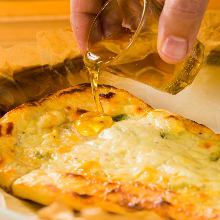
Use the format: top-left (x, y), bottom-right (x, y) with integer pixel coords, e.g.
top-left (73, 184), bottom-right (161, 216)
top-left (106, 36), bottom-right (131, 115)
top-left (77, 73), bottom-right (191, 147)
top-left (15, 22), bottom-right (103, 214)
top-left (158, 0), bottom-right (208, 64)
top-left (70, 0), bottom-right (104, 53)
top-left (117, 0), bottom-right (143, 30)
top-left (101, 1), bottom-right (123, 37)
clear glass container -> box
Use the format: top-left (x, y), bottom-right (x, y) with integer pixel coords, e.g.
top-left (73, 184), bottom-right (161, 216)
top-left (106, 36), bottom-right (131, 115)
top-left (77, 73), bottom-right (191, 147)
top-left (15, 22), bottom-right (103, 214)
top-left (85, 0), bottom-right (205, 94)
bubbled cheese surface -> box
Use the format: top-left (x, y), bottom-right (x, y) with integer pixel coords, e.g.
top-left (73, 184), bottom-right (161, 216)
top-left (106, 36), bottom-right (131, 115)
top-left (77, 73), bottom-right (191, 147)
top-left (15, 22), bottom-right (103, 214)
top-left (49, 110), bottom-right (220, 197)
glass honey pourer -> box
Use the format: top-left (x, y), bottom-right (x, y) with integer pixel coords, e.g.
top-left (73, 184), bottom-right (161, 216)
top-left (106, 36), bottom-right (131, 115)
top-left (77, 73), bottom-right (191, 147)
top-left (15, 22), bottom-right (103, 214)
top-left (84, 0), bottom-right (205, 112)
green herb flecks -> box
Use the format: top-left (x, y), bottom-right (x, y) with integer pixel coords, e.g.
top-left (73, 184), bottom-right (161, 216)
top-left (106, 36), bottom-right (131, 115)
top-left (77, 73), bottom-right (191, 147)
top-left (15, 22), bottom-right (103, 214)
top-left (160, 131), bottom-right (168, 139)
top-left (112, 114), bottom-right (129, 122)
top-left (167, 182), bottom-right (201, 192)
top-left (209, 151), bottom-right (220, 162)
top-left (35, 151), bottom-right (52, 160)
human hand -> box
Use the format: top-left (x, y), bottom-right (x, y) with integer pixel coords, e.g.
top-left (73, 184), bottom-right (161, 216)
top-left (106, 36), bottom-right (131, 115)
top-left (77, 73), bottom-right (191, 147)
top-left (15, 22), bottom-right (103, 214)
top-left (71, 0), bottom-right (208, 64)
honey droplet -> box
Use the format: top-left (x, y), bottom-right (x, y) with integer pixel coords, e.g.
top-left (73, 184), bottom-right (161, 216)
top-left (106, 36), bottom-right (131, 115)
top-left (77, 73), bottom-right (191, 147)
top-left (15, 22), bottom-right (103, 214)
top-left (74, 112), bottom-right (113, 137)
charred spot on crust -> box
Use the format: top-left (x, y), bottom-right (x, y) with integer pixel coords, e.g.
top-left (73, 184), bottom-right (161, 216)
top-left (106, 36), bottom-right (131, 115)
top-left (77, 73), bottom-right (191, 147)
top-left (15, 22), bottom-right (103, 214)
top-left (190, 119), bottom-right (207, 130)
top-left (78, 194), bottom-right (93, 199)
top-left (53, 84), bottom-right (92, 97)
top-left (58, 88), bottom-right (87, 97)
top-left (25, 102), bottom-right (38, 107)
top-left (57, 84), bottom-right (91, 97)
top-left (65, 106), bottom-right (72, 111)
top-left (155, 198), bottom-right (172, 207)
top-left (99, 92), bottom-right (116, 100)
top-left (73, 192), bottom-right (93, 199)
top-left (65, 173), bottom-right (85, 180)
top-left (107, 188), bottom-right (120, 194)
top-left (10, 149), bottom-right (15, 153)
top-left (79, 83), bottom-right (92, 88)
top-left (165, 115), bottom-right (179, 120)
top-left (6, 122), bottom-right (14, 135)
top-left (38, 97), bottom-right (52, 104)
top-left (106, 211), bottom-right (119, 215)
top-left (137, 107), bottom-right (144, 112)
top-left (127, 202), bottom-right (144, 211)
top-left (76, 108), bottom-right (88, 115)
top-left (73, 210), bottom-right (81, 217)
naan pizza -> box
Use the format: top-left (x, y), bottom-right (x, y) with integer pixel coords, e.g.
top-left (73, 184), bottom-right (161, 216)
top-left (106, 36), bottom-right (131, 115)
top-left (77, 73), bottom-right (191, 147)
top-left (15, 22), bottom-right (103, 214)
top-left (0, 84), bottom-right (220, 219)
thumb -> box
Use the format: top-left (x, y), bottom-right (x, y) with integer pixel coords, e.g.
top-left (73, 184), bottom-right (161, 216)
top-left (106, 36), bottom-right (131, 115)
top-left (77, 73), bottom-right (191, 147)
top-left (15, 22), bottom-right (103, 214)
top-left (157, 0), bottom-right (208, 64)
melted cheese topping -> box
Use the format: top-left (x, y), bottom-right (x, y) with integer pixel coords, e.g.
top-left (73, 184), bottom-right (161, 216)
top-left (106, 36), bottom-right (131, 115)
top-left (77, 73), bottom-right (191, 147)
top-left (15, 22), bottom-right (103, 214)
top-left (13, 110), bottom-right (113, 162)
top-left (50, 110), bottom-right (220, 196)
top-left (14, 110), bottom-right (79, 160)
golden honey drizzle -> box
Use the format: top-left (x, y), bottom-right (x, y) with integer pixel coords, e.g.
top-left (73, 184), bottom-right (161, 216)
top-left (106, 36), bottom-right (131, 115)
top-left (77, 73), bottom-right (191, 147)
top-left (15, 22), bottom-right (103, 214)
top-left (78, 51), bottom-right (113, 136)
top-left (86, 61), bottom-right (103, 114)
top-left (74, 112), bottom-right (113, 137)
top-left (83, 37), bottom-right (126, 115)
top-left (84, 0), bottom-right (204, 102)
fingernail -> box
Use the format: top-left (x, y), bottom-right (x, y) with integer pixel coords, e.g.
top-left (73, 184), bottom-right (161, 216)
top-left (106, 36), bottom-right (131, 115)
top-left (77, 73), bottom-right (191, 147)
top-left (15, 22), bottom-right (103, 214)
top-left (162, 36), bottom-right (188, 61)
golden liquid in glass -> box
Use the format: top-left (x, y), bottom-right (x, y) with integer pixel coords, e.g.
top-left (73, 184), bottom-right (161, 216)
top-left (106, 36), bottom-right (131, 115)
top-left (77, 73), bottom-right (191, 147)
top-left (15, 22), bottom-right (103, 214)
top-left (84, 32), bottom-right (204, 113)
top-left (84, 0), bottom-right (204, 113)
